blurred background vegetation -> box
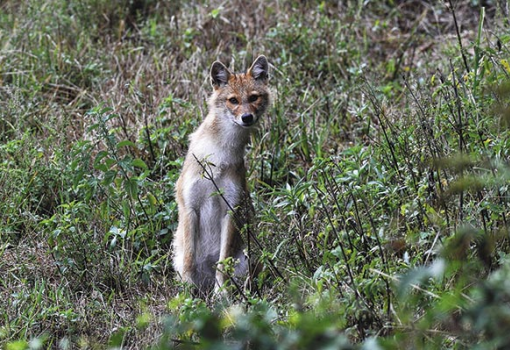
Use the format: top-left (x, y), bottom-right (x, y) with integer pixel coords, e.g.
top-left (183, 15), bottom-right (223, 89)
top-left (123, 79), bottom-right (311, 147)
top-left (1, 0), bottom-right (510, 349)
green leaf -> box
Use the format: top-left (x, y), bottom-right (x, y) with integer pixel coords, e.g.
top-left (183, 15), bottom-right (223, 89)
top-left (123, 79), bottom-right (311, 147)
top-left (124, 178), bottom-right (139, 198)
top-left (102, 170), bottom-right (117, 186)
top-left (397, 259), bottom-right (445, 299)
top-left (122, 200), bottom-right (131, 219)
top-left (6, 340), bottom-right (29, 350)
top-left (108, 327), bottom-right (126, 347)
top-left (132, 158), bottom-right (148, 170)
top-left (93, 150), bottom-right (109, 169)
top-left (117, 140), bottom-right (136, 149)
top-left (210, 8), bottom-right (220, 18)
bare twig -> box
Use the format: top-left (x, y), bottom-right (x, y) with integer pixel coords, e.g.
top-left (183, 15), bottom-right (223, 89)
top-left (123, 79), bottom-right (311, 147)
top-left (448, 0), bottom-right (470, 74)
top-left (192, 154), bottom-right (286, 283)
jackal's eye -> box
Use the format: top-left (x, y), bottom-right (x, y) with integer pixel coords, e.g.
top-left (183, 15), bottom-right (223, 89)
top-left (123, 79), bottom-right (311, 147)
top-left (248, 95), bottom-right (259, 103)
top-left (228, 97), bottom-right (239, 105)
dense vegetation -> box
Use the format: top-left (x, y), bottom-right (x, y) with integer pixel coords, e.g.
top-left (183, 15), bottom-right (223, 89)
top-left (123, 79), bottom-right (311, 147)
top-left (1, 0), bottom-right (510, 348)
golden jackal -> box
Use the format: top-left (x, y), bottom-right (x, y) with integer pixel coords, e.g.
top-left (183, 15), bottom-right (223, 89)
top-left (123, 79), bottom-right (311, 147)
top-left (172, 55), bottom-right (270, 292)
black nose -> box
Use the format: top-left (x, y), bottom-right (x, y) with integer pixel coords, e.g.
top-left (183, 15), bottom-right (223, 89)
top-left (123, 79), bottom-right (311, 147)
top-left (241, 113), bottom-right (254, 125)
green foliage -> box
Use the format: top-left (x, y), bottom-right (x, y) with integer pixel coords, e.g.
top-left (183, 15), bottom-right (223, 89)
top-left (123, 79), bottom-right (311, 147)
top-left (155, 297), bottom-right (354, 350)
top-left (2, 0), bottom-right (510, 349)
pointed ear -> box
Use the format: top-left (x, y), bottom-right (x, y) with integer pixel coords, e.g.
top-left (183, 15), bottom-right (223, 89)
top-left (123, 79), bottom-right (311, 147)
top-left (248, 55), bottom-right (269, 83)
top-left (210, 61), bottom-right (231, 88)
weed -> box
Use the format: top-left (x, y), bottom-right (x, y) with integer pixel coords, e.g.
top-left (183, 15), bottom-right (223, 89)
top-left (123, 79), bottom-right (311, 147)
top-left (2, 0), bottom-right (510, 349)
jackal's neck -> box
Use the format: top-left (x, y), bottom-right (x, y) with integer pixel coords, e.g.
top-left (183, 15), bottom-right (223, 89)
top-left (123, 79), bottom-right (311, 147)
top-left (189, 113), bottom-right (251, 166)
top-left (205, 111), bottom-right (252, 148)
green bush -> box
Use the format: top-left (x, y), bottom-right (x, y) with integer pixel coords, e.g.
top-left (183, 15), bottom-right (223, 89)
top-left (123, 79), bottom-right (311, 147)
top-left (2, 0), bottom-right (510, 349)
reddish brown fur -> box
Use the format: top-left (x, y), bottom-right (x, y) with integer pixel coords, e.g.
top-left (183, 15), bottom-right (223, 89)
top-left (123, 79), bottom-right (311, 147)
top-left (172, 56), bottom-right (270, 293)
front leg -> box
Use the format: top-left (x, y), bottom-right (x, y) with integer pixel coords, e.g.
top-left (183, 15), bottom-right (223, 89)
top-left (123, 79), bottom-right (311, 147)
top-left (180, 209), bottom-right (199, 284)
top-left (215, 213), bottom-right (237, 293)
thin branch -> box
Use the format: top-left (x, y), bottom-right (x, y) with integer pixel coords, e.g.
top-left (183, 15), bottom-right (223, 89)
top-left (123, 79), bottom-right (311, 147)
top-left (448, 0), bottom-right (470, 74)
top-left (192, 154), bottom-right (286, 282)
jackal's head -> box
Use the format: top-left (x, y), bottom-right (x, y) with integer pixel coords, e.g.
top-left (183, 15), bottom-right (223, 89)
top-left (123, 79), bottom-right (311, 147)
top-left (209, 55), bottom-right (270, 129)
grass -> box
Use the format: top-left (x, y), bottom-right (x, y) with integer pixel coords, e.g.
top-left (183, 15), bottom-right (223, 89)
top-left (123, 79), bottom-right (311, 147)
top-left (1, 0), bottom-right (510, 349)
